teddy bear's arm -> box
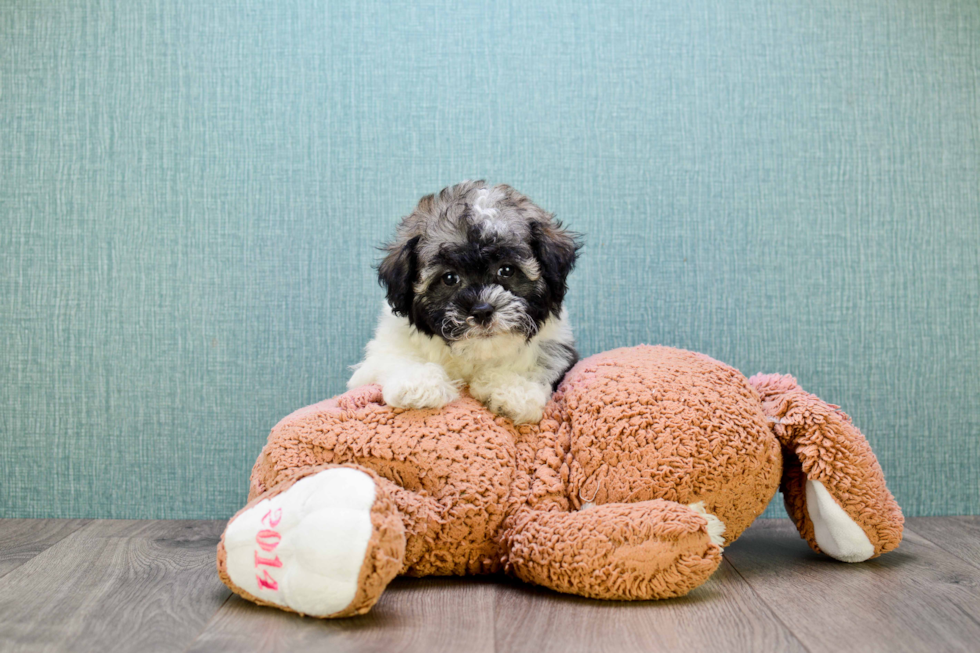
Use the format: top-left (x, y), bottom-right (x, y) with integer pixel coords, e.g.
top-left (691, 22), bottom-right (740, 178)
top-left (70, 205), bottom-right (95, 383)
top-left (500, 407), bottom-right (722, 601)
top-left (502, 499), bottom-right (722, 600)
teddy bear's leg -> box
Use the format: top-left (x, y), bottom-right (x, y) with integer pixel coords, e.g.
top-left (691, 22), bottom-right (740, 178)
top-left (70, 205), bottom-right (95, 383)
top-left (749, 373), bottom-right (904, 562)
top-left (218, 462), bottom-right (447, 618)
top-left (246, 384), bottom-right (516, 579)
top-left (503, 499), bottom-right (723, 600)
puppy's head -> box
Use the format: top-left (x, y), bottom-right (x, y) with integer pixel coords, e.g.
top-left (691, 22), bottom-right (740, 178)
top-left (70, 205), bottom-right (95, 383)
top-left (378, 180), bottom-right (581, 343)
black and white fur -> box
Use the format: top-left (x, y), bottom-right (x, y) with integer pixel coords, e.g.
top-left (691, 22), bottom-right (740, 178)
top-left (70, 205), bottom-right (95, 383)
top-left (348, 180), bottom-right (581, 424)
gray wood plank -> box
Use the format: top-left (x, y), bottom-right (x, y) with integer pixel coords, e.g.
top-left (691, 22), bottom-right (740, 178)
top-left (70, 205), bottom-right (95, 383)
top-left (4, 517), bottom-right (976, 652)
top-left (724, 518), bottom-right (980, 653)
top-left (184, 576), bottom-right (497, 653)
top-left (493, 559), bottom-right (805, 653)
top-left (908, 516), bottom-right (980, 571)
top-left (0, 519), bottom-right (230, 653)
top-left (0, 519), bottom-right (91, 579)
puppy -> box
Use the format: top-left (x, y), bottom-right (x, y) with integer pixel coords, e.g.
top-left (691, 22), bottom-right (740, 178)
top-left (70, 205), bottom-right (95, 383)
top-left (348, 180), bottom-right (581, 424)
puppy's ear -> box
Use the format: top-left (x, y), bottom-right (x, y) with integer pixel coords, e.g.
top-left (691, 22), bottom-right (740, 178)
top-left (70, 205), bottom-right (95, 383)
top-left (377, 234), bottom-right (421, 317)
top-left (529, 219), bottom-right (582, 309)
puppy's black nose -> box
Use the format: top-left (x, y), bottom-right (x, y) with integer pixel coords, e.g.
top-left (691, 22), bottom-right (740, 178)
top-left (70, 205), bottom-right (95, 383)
top-left (470, 302), bottom-right (495, 325)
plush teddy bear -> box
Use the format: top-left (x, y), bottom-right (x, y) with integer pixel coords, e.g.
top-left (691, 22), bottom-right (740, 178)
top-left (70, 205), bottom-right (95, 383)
top-left (217, 345), bottom-right (903, 618)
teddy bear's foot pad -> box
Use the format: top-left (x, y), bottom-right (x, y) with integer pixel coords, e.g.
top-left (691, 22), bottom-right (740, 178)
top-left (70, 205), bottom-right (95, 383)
top-left (223, 468), bottom-right (377, 616)
top-left (806, 480), bottom-right (874, 563)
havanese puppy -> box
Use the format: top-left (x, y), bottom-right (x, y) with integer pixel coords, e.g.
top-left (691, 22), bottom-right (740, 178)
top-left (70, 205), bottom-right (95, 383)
top-left (347, 180), bottom-right (581, 424)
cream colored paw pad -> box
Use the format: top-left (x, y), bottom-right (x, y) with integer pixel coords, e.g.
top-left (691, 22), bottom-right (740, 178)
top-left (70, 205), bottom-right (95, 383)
top-left (806, 480), bottom-right (875, 563)
top-left (688, 501), bottom-right (727, 548)
top-left (223, 468), bottom-right (376, 616)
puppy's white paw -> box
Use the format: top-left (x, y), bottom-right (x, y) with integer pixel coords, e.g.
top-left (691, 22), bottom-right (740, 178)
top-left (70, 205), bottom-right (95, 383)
top-left (483, 377), bottom-right (551, 424)
top-left (223, 468), bottom-right (377, 617)
top-left (346, 362), bottom-right (375, 390)
top-left (382, 363), bottom-right (459, 410)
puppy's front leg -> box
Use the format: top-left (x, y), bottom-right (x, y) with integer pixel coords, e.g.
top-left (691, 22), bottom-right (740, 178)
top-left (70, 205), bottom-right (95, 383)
top-left (469, 372), bottom-right (552, 424)
top-left (381, 361), bottom-right (460, 410)
top-left (349, 357), bottom-right (459, 410)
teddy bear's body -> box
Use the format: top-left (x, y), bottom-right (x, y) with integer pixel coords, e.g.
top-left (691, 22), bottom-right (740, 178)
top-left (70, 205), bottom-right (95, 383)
top-left (218, 346), bottom-right (903, 618)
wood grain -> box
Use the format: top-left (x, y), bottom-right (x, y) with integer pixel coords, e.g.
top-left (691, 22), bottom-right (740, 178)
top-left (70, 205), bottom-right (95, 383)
top-left (185, 576), bottom-right (497, 653)
top-left (493, 560), bottom-right (804, 653)
top-left (908, 516), bottom-right (980, 571)
top-left (0, 520), bottom-right (230, 653)
top-left (3, 518), bottom-right (980, 651)
top-left (724, 519), bottom-right (980, 653)
top-left (0, 519), bottom-right (90, 579)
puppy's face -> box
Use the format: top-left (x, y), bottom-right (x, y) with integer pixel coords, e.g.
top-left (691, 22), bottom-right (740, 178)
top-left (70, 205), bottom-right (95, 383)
top-left (378, 181), bottom-right (580, 343)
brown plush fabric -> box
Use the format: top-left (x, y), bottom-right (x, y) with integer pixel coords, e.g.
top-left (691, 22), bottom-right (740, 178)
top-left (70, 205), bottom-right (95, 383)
top-left (218, 345), bottom-right (904, 615)
top-left (248, 384), bottom-right (516, 576)
top-left (505, 500), bottom-right (722, 600)
top-left (545, 346), bottom-right (783, 544)
top-left (749, 373), bottom-right (904, 557)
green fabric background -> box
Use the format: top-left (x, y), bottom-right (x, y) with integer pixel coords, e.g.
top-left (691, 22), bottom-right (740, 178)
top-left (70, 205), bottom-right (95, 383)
top-left (1, 0), bottom-right (977, 519)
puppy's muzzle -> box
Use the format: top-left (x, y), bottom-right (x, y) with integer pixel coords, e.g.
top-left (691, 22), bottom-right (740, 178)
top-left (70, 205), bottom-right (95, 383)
top-left (467, 302), bottom-right (495, 327)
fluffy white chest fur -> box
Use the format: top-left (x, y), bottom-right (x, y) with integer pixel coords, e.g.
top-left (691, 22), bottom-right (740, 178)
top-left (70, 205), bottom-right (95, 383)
top-left (348, 304), bottom-right (575, 424)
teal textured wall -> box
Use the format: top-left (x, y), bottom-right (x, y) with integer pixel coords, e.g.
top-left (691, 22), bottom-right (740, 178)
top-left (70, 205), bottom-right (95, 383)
top-left (1, 0), bottom-right (977, 519)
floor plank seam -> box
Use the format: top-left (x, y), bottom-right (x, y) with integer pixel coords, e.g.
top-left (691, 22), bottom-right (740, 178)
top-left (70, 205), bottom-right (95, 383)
top-left (950, 601), bottom-right (980, 631)
top-left (0, 519), bottom-right (92, 582)
top-left (721, 558), bottom-right (813, 653)
top-left (904, 525), bottom-right (980, 574)
top-left (489, 580), bottom-right (498, 653)
top-left (180, 591), bottom-right (236, 653)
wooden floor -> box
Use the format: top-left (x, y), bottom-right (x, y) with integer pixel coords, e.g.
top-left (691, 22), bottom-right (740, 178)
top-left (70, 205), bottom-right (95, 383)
top-left (0, 518), bottom-right (977, 652)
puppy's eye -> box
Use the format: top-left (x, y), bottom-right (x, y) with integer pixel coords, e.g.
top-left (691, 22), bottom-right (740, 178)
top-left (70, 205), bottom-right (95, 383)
top-left (497, 264), bottom-right (515, 278)
top-left (441, 272), bottom-right (460, 286)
